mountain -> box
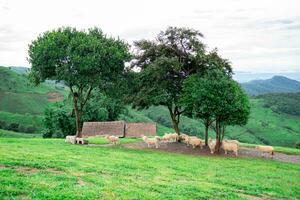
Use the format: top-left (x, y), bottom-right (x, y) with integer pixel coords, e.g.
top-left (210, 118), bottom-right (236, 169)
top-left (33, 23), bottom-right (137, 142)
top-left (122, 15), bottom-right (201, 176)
top-left (9, 66), bottom-right (30, 74)
top-left (233, 71), bottom-right (300, 83)
top-left (241, 76), bottom-right (300, 96)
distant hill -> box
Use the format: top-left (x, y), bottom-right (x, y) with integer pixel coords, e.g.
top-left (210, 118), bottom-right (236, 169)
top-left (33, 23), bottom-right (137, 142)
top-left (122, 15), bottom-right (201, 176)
top-left (241, 76), bottom-right (300, 96)
top-left (0, 66), bottom-right (64, 133)
top-left (9, 66), bottom-right (30, 74)
top-left (234, 71), bottom-right (300, 83)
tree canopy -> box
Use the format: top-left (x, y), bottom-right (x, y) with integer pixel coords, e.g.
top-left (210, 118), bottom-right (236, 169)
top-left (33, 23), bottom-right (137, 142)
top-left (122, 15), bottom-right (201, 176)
top-left (28, 27), bottom-right (131, 137)
top-left (181, 70), bottom-right (250, 151)
top-left (130, 27), bottom-right (232, 135)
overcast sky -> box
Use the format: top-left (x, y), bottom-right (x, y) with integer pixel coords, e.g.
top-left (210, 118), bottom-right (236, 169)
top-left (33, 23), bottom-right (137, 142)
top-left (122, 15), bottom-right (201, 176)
top-left (1, 0), bottom-right (299, 72)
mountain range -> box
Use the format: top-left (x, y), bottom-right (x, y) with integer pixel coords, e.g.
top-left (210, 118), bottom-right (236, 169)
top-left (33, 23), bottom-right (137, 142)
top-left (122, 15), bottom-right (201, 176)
top-left (241, 76), bottom-right (300, 96)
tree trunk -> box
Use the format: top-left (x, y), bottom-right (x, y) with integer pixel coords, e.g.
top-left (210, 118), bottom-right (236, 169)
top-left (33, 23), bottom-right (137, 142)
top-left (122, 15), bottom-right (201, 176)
top-left (172, 118), bottom-right (180, 135)
top-left (74, 108), bottom-right (82, 138)
top-left (204, 123), bottom-right (209, 146)
top-left (214, 120), bottom-right (222, 153)
top-left (168, 106), bottom-right (181, 136)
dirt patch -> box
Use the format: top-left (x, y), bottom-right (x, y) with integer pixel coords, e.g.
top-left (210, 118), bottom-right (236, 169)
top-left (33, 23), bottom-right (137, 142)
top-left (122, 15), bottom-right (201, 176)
top-left (15, 194), bottom-right (29, 200)
top-left (46, 168), bottom-right (65, 175)
top-left (0, 165), bottom-right (65, 175)
top-left (238, 193), bottom-right (270, 200)
top-left (123, 142), bottom-right (300, 165)
top-left (0, 165), bottom-right (7, 169)
top-left (77, 178), bottom-right (86, 186)
top-left (15, 167), bottom-right (39, 175)
top-left (47, 92), bottom-right (63, 102)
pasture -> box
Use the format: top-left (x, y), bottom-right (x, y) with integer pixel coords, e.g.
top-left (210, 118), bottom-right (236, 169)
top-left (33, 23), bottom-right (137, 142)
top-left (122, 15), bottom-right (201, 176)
top-left (0, 138), bottom-right (299, 199)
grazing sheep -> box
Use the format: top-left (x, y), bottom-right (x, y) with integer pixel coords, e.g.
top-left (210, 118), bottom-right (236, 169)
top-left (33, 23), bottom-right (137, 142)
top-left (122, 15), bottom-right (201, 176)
top-left (180, 134), bottom-right (190, 144)
top-left (76, 137), bottom-right (88, 145)
top-left (222, 140), bottom-right (239, 156)
top-left (224, 140), bottom-right (239, 145)
top-left (142, 135), bottom-right (160, 148)
top-left (255, 145), bottom-right (274, 157)
top-left (162, 133), bottom-right (173, 143)
top-left (208, 138), bottom-right (216, 154)
top-left (188, 137), bottom-right (204, 149)
top-left (105, 135), bottom-right (119, 145)
top-left (65, 135), bottom-right (76, 144)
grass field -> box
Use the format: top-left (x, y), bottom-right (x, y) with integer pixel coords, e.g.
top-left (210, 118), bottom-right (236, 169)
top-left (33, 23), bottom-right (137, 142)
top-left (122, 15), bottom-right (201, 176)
top-left (0, 138), bottom-right (299, 199)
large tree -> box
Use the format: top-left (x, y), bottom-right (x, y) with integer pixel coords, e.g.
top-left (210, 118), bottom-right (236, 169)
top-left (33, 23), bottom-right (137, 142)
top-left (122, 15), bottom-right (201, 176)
top-left (130, 27), bottom-right (232, 135)
top-left (28, 27), bottom-right (130, 137)
top-left (181, 70), bottom-right (250, 152)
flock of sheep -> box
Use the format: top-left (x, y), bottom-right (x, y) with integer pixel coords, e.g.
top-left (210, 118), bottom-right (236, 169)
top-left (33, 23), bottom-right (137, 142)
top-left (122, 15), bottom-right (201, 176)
top-left (141, 133), bottom-right (275, 157)
top-left (66, 133), bottom-right (275, 157)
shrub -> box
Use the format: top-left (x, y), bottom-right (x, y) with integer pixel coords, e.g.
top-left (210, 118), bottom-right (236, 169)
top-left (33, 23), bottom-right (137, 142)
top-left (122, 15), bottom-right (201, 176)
top-left (295, 141), bottom-right (300, 149)
top-left (42, 129), bottom-right (53, 138)
top-left (7, 123), bottom-right (19, 132)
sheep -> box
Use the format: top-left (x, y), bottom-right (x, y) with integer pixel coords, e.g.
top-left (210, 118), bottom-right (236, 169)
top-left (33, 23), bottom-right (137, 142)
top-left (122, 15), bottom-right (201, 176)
top-left (222, 140), bottom-right (239, 156)
top-left (65, 135), bottom-right (76, 144)
top-left (142, 135), bottom-right (160, 148)
top-left (186, 136), bottom-right (201, 146)
top-left (255, 145), bottom-right (274, 157)
top-left (180, 134), bottom-right (190, 144)
top-left (208, 138), bottom-right (216, 154)
top-left (188, 137), bottom-right (204, 149)
top-left (105, 135), bottom-right (119, 145)
top-left (224, 140), bottom-right (239, 145)
top-left (162, 133), bottom-right (173, 143)
top-left (76, 137), bottom-right (88, 145)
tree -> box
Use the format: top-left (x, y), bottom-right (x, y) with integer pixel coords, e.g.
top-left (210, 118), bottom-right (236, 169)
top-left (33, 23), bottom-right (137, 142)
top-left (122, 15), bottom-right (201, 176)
top-left (181, 70), bottom-right (250, 152)
top-left (181, 51), bottom-right (232, 145)
top-left (130, 27), bottom-right (219, 135)
top-left (28, 27), bottom-right (130, 137)
top-left (43, 93), bottom-right (125, 138)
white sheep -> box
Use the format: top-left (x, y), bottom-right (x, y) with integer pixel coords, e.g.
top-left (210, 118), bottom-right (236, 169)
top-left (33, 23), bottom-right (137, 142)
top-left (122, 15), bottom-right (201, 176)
top-left (65, 135), bottom-right (76, 144)
top-left (188, 137), bottom-right (204, 149)
top-left (142, 135), bottom-right (160, 148)
top-left (76, 137), bottom-right (88, 145)
top-left (180, 134), bottom-right (190, 145)
top-left (162, 133), bottom-right (174, 143)
top-left (222, 140), bottom-right (239, 156)
top-left (208, 138), bottom-right (216, 154)
top-left (105, 135), bottom-right (119, 145)
top-left (255, 145), bottom-right (274, 157)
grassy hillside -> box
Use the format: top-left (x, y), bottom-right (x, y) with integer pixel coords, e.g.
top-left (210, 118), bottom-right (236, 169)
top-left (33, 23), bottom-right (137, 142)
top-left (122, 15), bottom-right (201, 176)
top-left (241, 76), bottom-right (300, 96)
top-left (1, 66), bottom-right (299, 148)
top-left (0, 66), bottom-right (64, 133)
top-left (0, 138), bottom-right (299, 199)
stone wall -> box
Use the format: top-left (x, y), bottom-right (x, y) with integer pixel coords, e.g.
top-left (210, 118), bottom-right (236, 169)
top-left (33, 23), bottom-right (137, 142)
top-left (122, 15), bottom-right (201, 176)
top-left (125, 123), bottom-right (157, 138)
top-left (81, 121), bottom-right (125, 137)
top-left (81, 121), bottom-right (157, 138)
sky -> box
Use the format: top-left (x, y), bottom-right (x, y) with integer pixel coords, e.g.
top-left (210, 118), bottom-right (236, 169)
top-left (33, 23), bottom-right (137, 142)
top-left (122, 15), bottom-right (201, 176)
top-left (0, 0), bottom-right (300, 72)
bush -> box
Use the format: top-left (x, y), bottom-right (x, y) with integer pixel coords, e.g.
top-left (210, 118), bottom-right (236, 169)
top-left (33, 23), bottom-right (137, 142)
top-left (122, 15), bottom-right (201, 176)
top-left (295, 141), bottom-right (300, 149)
top-left (0, 120), bottom-right (7, 129)
top-left (42, 129), bottom-right (53, 138)
top-left (7, 123), bottom-right (19, 132)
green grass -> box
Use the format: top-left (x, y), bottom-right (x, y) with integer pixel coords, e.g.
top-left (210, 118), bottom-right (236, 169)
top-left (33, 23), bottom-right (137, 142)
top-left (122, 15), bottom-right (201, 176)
top-left (0, 92), bottom-right (49, 115)
top-left (87, 137), bottom-right (141, 145)
top-left (0, 129), bottom-right (41, 138)
top-left (241, 143), bottom-right (300, 156)
top-left (0, 138), bottom-right (299, 199)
